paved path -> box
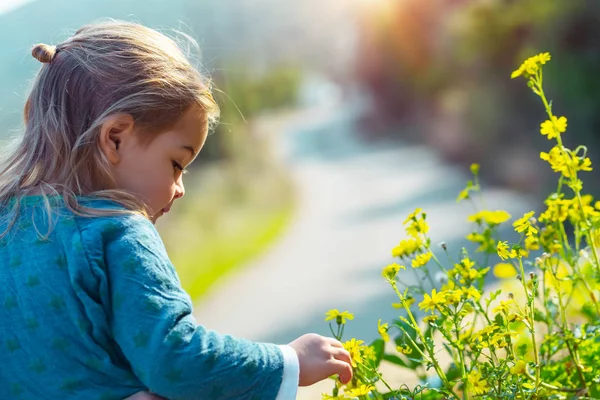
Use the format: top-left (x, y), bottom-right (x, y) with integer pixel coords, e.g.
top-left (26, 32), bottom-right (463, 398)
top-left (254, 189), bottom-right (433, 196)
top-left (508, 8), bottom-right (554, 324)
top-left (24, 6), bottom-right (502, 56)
top-left (193, 97), bottom-right (535, 398)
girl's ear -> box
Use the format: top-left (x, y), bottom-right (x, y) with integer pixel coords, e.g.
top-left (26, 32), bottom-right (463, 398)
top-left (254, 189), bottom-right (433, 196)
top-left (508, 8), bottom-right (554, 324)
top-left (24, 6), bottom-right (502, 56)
top-left (99, 114), bottom-right (135, 165)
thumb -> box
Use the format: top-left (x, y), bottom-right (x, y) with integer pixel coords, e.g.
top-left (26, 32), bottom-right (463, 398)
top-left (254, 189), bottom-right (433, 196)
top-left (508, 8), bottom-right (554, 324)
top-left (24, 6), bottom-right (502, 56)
top-left (330, 360), bottom-right (353, 384)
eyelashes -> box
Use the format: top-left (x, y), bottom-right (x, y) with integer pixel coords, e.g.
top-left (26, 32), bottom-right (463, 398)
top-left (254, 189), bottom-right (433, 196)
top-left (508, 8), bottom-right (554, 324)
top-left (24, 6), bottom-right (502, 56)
top-left (172, 161), bottom-right (188, 175)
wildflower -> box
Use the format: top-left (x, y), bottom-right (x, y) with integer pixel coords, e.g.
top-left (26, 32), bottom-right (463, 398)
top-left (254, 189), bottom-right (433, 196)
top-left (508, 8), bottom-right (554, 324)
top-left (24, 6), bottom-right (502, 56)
top-left (382, 263), bottom-right (405, 281)
top-left (419, 289), bottom-right (446, 312)
top-left (466, 232), bottom-right (495, 253)
top-left (470, 163), bottom-right (480, 175)
top-left (391, 237), bottom-right (423, 258)
top-left (472, 325), bottom-right (499, 342)
top-left (497, 241), bottom-right (512, 260)
top-left (492, 299), bottom-right (515, 315)
top-left (325, 310), bottom-right (354, 325)
top-left (343, 338), bottom-right (364, 367)
top-left (423, 314), bottom-right (438, 324)
top-left (468, 210), bottom-right (511, 225)
top-left (511, 52), bottom-right (551, 79)
top-left (493, 262), bottom-right (517, 279)
top-left (397, 344), bottom-right (413, 355)
top-left (457, 180), bottom-right (479, 202)
top-left (346, 384), bottom-right (374, 397)
top-left (540, 116), bottom-right (567, 140)
top-left (403, 208), bottom-right (423, 224)
top-left (461, 286), bottom-right (481, 301)
top-left (361, 345), bottom-right (377, 362)
top-left (406, 218), bottom-right (429, 237)
top-left (377, 319), bottom-right (390, 342)
top-left (539, 197), bottom-right (570, 223)
top-left (524, 235), bottom-right (540, 251)
top-left (489, 332), bottom-right (517, 348)
top-left (540, 146), bottom-right (592, 178)
top-left (513, 211), bottom-right (538, 237)
top-left (411, 252), bottom-right (432, 268)
top-left (468, 369), bottom-right (490, 395)
top-left (444, 290), bottom-right (462, 305)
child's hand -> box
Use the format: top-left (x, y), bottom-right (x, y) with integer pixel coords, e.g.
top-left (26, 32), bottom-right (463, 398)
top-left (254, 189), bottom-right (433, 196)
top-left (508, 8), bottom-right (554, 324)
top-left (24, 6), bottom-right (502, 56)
top-left (288, 333), bottom-right (353, 386)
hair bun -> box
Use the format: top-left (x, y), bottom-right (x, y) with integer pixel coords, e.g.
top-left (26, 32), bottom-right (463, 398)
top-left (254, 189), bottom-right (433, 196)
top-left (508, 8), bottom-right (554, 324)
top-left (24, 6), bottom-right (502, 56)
top-left (31, 43), bottom-right (57, 64)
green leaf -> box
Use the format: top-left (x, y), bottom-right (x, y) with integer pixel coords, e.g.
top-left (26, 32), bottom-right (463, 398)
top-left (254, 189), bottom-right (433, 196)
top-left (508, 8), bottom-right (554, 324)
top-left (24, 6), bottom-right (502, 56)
top-left (444, 363), bottom-right (462, 382)
top-left (382, 354), bottom-right (409, 369)
top-left (369, 338), bottom-right (385, 368)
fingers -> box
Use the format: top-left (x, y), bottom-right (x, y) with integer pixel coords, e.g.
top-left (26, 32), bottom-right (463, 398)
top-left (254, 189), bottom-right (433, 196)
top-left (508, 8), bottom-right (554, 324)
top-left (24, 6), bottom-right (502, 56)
top-left (331, 347), bottom-right (352, 366)
top-left (329, 359), bottom-right (353, 384)
top-left (327, 337), bottom-right (344, 348)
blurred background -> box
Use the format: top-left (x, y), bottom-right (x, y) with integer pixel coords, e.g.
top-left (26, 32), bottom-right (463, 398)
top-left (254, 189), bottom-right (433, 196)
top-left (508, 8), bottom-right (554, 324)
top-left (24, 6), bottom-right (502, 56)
top-left (1, 0), bottom-right (600, 396)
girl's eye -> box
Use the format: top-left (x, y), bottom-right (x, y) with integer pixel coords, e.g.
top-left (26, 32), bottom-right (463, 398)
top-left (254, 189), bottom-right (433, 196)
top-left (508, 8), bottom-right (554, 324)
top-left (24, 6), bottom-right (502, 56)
top-left (172, 161), bottom-right (188, 175)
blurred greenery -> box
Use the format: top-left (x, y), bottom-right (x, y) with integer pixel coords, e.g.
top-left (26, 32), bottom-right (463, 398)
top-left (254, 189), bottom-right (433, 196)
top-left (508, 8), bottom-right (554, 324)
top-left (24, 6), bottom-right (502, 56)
top-left (354, 0), bottom-right (600, 200)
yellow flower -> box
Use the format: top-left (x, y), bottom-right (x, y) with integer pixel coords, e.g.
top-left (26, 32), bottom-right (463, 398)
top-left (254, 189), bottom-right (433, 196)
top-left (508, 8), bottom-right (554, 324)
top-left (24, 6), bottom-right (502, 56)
top-left (419, 289), bottom-right (446, 312)
top-left (539, 197), bottom-right (570, 223)
top-left (461, 286), bottom-right (481, 301)
top-left (325, 309), bottom-right (355, 325)
top-left (396, 344), bottom-right (413, 355)
top-left (444, 290), bottom-right (462, 305)
top-left (539, 146), bottom-right (592, 178)
top-left (511, 52), bottom-right (551, 78)
top-left (382, 263), bottom-right (405, 281)
top-left (579, 157), bottom-right (593, 172)
top-left (492, 299), bottom-right (514, 315)
top-left (497, 241), bottom-right (512, 260)
top-left (377, 319), bottom-right (390, 342)
top-left (391, 237), bottom-right (423, 258)
top-left (406, 218), bottom-right (429, 237)
top-left (540, 116), bottom-right (567, 140)
top-left (513, 211), bottom-right (538, 237)
top-left (510, 360), bottom-right (527, 375)
top-left (403, 207), bottom-right (423, 224)
top-left (346, 384), bottom-right (374, 397)
top-left (423, 314), bottom-right (438, 324)
top-left (411, 252), bottom-right (432, 268)
top-left (493, 262), bottom-right (517, 279)
top-left (466, 232), bottom-right (496, 253)
top-left (343, 338), bottom-right (364, 367)
top-left (361, 345), bottom-right (377, 362)
top-left (524, 235), bottom-right (540, 251)
top-left (468, 210), bottom-right (511, 225)
top-left (468, 369), bottom-right (490, 395)
top-left (457, 187), bottom-right (470, 202)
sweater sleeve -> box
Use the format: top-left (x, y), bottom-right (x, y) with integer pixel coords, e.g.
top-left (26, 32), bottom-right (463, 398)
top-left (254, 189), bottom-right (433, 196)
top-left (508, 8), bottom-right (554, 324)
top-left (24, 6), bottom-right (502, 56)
top-left (81, 213), bottom-right (286, 400)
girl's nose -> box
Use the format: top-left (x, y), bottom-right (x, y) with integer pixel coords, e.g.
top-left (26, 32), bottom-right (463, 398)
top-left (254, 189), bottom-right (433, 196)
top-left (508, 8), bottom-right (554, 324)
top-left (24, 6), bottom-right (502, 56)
top-left (174, 176), bottom-right (185, 199)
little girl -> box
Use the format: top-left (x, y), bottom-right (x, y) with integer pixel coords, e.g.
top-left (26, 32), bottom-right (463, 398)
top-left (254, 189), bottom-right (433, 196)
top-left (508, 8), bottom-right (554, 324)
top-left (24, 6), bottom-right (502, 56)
top-left (0, 20), bottom-right (352, 399)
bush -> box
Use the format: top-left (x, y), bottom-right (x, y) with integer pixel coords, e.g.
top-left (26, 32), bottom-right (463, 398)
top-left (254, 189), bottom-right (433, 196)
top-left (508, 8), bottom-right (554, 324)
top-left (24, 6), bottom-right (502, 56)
top-left (322, 54), bottom-right (600, 399)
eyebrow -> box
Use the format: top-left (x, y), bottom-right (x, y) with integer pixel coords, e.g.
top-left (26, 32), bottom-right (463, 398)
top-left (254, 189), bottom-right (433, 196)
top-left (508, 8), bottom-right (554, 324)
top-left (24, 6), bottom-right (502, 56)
top-left (182, 145), bottom-right (196, 157)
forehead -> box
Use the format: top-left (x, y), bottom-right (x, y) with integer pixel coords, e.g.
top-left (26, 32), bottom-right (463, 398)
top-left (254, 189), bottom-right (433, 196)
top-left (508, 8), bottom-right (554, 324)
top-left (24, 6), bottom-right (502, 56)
top-left (160, 106), bottom-right (208, 151)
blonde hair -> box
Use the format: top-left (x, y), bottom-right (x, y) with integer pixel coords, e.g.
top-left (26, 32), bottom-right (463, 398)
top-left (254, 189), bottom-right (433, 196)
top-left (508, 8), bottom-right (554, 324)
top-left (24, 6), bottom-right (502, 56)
top-left (0, 20), bottom-right (219, 238)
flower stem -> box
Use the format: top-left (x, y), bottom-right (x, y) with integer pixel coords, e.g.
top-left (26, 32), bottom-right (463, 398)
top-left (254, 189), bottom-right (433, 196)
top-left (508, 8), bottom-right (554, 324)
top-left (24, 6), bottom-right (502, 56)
top-left (391, 282), bottom-right (461, 399)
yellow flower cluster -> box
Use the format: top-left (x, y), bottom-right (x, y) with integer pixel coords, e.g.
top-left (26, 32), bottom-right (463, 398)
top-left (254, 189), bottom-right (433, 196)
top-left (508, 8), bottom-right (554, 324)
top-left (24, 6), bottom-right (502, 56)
top-left (324, 53), bottom-right (600, 399)
top-left (540, 145), bottom-right (592, 178)
top-left (511, 52), bottom-right (551, 79)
